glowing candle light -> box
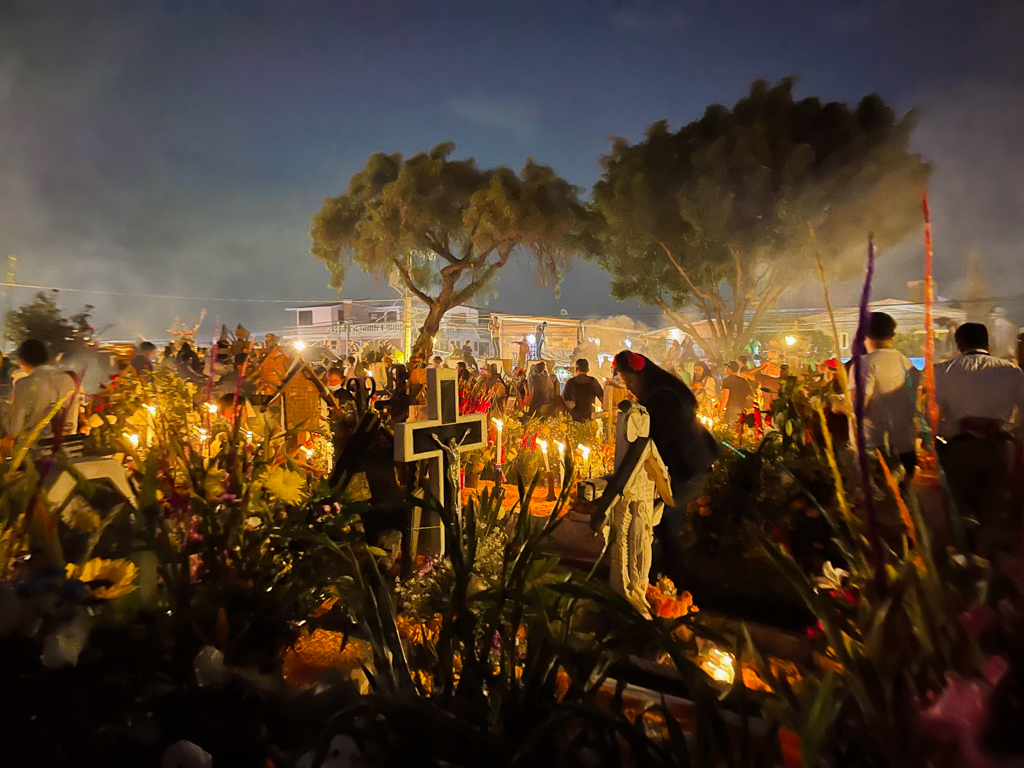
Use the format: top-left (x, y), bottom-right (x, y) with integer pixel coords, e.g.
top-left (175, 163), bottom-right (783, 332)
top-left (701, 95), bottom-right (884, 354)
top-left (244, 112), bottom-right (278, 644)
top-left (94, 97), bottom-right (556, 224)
top-left (205, 402), bottom-right (218, 414)
top-left (538, 439), bottom-right (550, 472)
top-left (700, 647), bottom-right (736, 684)
top-left (554, 440), bottom-right (566, 486)
top-left (493, 419), bottom-right (503, 465)
top-left (125, 433), bottom-right (140, 448)
top-left (578, 443), bottom-right (591, 478)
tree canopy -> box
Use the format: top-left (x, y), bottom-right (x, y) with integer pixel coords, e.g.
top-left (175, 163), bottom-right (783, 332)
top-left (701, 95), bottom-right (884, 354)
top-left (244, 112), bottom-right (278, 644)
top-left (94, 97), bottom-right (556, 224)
top-left (310, 143), bottom-right (586, 359)
top-left (4, 291), bottom-right (94, 357)
top-left (590, 78), bottom-right (932, 363)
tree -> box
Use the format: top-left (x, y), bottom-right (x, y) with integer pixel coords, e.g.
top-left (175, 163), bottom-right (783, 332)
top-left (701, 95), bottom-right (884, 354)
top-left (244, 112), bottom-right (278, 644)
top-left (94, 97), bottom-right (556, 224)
top-left (4, 290), bottom-right (94, 357)
top-left (590, 78), bottom-right (932, 363)
top-left (310, 143), bottom-right (586, 359)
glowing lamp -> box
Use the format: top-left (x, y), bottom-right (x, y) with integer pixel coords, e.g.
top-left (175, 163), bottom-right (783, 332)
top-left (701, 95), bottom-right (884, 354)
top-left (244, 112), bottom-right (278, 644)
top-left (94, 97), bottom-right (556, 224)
top-left (293, 340), bottom-right (307, 351)
top-left (527, 334), bottom-right (536, 345)
top-left (785, 335), bottom-right (797, 347)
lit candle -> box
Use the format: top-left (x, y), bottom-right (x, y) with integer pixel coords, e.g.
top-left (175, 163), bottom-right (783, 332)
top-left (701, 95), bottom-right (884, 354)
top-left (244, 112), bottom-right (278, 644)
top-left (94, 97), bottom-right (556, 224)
top-left (554, 440), bottom-right (566, 487)
top-left (578, 443), bottom-right (591, 478)
top-left (493, 419), bottom-right (503, 465)
top-left (538, 439), bottom-right (550, 472)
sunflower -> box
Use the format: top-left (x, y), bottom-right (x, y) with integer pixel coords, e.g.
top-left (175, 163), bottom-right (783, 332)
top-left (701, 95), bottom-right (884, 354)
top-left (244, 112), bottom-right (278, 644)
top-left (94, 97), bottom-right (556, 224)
top-left (66, 558), bottom-right (139, 600)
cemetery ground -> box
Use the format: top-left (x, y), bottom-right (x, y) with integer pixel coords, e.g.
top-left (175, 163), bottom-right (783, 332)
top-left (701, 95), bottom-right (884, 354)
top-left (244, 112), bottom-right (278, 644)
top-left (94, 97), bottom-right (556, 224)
top-left (2, 364), bottom-right (1023, 768)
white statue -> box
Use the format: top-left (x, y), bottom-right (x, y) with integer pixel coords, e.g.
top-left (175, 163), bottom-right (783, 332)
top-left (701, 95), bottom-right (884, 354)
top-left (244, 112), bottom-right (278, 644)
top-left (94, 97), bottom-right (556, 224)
top-left (593, 401), bottom-right (674, 616)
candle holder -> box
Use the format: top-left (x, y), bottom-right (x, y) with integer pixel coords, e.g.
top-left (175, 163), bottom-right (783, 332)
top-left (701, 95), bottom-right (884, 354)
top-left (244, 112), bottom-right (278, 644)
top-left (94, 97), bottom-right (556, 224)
top-left (545, 470), bottom-right (556, 501)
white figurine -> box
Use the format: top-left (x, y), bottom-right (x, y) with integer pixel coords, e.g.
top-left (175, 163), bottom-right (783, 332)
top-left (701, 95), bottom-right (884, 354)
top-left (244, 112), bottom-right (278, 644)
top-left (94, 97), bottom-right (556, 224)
top-left (595, 401), bottom-right (674, 616)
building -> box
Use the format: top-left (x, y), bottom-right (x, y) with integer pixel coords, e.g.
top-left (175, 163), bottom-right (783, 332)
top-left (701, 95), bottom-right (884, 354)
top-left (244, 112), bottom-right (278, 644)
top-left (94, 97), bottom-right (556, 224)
top-left (284, 299), bottom-right (490, 358)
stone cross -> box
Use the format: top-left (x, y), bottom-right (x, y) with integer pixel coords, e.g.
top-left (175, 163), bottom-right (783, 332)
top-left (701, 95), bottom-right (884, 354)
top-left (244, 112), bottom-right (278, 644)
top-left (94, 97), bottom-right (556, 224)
top-left (394, 367), bottom-right (487, 555)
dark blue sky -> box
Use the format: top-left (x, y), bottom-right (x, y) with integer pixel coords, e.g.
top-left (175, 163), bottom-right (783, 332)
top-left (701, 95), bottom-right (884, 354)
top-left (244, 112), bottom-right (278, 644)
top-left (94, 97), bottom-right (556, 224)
top-left (2, 0), bottom-right (1022, 339)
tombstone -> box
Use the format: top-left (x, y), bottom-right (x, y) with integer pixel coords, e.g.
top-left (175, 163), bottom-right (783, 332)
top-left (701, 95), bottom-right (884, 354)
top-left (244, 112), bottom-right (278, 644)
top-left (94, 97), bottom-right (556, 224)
top-left (44, 457), bottom-right (138, 510)
top-left (283, 372), bottom-right (322, 432)
top-left (487, 358), bottom-right (513, 376)
top-left (394, 367), bottom-right (487, 556)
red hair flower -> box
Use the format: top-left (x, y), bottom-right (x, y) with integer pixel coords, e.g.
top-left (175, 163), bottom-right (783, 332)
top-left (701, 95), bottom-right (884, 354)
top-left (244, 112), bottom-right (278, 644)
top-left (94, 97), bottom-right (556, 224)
top-left (627, 352), bottom-right (646, 372)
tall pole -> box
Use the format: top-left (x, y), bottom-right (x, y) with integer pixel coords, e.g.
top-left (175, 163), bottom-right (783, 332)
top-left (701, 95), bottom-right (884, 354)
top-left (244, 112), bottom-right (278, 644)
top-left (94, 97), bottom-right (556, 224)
top-left (404, 286), bottom-right (413, 361)
top-left (3, 255), bottom-right (17, 348)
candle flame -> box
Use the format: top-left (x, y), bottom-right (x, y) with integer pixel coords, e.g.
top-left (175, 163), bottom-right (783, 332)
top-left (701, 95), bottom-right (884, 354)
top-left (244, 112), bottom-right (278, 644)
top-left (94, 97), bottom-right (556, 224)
top-left (699, 647), bottom-right (736, 684)
top-left (538, 439), bottom-right (548, 454)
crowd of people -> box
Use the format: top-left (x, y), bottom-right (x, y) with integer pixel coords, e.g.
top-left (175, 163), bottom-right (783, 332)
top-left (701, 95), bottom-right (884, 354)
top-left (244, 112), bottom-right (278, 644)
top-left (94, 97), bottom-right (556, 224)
top-left (3, 310), bottom-right (1023, 556)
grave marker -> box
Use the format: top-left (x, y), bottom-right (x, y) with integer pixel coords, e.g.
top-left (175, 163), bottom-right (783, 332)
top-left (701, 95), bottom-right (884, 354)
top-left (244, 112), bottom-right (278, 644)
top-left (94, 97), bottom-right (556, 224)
top-left (394, 367), bottom-right (487, 555)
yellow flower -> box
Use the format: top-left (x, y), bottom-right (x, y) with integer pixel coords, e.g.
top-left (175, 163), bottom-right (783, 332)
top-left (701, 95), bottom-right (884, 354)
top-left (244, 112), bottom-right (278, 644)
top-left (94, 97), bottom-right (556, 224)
top-left (203, 468), bottom-right (229, 502)
top-left (263, 466), bottom-right (308, 506)
top-left (66, 558), bottom-right (139, 600)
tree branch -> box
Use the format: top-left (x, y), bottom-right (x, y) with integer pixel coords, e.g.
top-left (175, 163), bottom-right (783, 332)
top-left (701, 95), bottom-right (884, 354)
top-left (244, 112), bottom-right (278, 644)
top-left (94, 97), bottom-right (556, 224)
top-left (391, 258), bottom-right (434, 306)
top-left (655, 240), bottom-right (723, 307)
top-left (655, 297), bottom-right (720, 361)
top-left (424, 232), bottom-right (460, 265)
top-left (450, 246), bottom-right (512, 306)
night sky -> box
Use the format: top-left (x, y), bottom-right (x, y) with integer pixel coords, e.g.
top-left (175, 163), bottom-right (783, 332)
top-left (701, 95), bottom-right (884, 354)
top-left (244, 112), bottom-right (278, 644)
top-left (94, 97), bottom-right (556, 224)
top-left (2, 0), bottom-right (1022, 340)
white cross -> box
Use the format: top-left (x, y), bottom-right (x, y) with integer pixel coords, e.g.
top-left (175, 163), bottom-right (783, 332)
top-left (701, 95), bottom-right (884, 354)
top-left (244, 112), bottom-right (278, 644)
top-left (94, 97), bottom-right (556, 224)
top-left (394, 367), bottom-right (487, 555)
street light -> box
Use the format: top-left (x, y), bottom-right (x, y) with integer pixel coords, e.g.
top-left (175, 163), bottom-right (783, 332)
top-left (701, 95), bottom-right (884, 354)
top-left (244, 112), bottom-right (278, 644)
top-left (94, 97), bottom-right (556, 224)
top-left (293, 340), bottom-right (307, 352)
top-left (785, 335), bottom-right (797, 347)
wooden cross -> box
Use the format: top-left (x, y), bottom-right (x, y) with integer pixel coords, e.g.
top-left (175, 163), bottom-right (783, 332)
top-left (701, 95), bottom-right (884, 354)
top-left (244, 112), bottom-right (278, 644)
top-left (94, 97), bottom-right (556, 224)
top-left (394, 367), bottom-right (487, 556)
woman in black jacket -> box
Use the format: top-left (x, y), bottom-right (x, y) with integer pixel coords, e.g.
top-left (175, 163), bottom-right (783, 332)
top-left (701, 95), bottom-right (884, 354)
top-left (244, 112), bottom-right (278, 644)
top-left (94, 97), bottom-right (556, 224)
top-left (612, 350), bottom-right (718, 576)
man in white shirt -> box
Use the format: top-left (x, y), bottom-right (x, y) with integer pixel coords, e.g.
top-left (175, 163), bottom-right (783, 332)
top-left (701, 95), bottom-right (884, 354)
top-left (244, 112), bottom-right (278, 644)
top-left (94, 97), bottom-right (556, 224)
top-left (2, 339), bottom-right (79, 438)
top-left (859, 312), bottom-right (919, 481)
top-left (934, 323), bottom-right (1024, 553)
top-left (935, 323), bottom-right (1024, 439)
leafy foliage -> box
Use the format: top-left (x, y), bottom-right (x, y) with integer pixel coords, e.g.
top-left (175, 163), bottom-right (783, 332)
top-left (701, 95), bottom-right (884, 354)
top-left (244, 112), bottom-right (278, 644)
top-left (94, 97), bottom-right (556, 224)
top-left (4, 290), bottom-right (94, 356)
top-left (590, 78), bottom-right (932, 362)
top-left (310, 143), bottom-right (587, 358)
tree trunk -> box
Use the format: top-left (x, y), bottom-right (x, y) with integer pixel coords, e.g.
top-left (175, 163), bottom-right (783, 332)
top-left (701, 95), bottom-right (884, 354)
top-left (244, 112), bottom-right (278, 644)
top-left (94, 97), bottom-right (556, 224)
top-left (411, 301), bottom-right (447, 362)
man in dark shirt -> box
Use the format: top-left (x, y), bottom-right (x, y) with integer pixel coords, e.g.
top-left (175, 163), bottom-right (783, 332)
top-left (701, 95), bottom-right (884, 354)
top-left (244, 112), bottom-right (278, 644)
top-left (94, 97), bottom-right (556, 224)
top-left (562, 358), bottom-right (604, 422)
top-left (720, 361), bottom-right (755, 426)
top-left (528, 362), bottom-right (552, 415)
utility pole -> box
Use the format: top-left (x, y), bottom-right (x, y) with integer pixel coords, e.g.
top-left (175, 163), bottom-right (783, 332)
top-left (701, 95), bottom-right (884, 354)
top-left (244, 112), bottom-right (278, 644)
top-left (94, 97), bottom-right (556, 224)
top-left (403, 286), bottom-right (412, 361)
top-left (3, 255), bottom-right (16, 348)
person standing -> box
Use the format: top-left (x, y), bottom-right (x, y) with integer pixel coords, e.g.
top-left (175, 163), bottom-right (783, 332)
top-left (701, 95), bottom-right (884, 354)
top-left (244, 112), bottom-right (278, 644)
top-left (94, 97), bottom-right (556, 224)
top-left (488, 316), bottom-right (501, 358)
top-left (562, 358), bottom-right (605, 422)
top-left (858, 312), bottom-right (919, 480)
top-left (2, 339), bottom-right (79, 438)
top-left (131, 341), bottom-right (158, 375)
top-left (690, 361), bottom-right (718, 422)
top-left (720, 361), bottom-right (755, 427)
top-left (610, 350), bottom-right (717, 581)
top-left (935, 322), bottom-right (1024, 552)
top-left (535, 322), bottom-right (548, 360)
top-left (517, 337), bottom-right (531, 371)
top-left (527, 362), bottom-right (553, 415)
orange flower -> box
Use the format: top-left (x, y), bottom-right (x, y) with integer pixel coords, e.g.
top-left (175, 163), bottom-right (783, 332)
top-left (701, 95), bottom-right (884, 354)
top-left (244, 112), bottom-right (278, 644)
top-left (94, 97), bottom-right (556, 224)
top-left (281, 629), bottom-right (371, 689)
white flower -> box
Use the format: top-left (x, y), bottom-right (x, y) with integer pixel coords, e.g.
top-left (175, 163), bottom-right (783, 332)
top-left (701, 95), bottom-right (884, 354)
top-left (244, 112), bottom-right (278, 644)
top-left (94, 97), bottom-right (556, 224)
top-left (815, 561), bottom-right (849, 591)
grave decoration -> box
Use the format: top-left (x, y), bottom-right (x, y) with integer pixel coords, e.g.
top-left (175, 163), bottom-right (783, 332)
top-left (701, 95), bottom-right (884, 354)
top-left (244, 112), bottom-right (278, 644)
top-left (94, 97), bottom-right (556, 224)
top-left (589, 400), bottom-right (674, 615)
top-left (394, 367), bottom-right (487, 555)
